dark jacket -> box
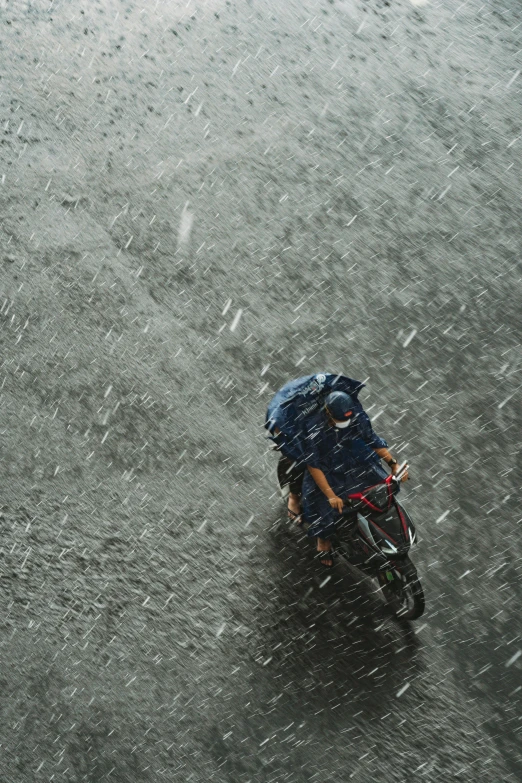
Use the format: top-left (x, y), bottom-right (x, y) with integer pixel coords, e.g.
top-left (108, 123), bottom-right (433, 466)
top-left (265, 373), bottom-right (386, 464)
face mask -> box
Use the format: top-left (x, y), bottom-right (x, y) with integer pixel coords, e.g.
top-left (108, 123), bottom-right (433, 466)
top-left (334, 419), bottom-right (352, 429)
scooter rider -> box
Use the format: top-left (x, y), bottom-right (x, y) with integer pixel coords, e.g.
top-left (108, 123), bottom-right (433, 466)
top-left (301, 390), bottom-right (408, 566)
top-left (266, 374), bottom-right (408, 566)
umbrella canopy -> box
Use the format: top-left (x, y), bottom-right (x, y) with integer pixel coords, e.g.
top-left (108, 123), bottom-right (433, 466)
top-left (265, 373), bottom-right (366, 462)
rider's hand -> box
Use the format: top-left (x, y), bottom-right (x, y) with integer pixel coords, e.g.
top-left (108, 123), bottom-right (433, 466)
top-left (392, 463), bottom-right (409, 482)
top-left (328, 495), bottom-right (344, 513)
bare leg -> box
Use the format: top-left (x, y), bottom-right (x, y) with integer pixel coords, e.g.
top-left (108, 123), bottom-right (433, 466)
top-left (287, 492), bottom-right (302, 521)
top-left (316, 537), bottom-right (333, 566)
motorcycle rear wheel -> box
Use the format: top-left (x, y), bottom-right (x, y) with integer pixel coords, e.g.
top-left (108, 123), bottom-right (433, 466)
top-left (378, 558), bottom-right (425, 621)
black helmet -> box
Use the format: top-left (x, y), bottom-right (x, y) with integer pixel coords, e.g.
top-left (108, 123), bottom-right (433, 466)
top-left (324, 391), bottom-right (355, 420)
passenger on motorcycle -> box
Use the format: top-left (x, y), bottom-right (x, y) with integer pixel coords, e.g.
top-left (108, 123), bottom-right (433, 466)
top-left (266, 375), bottom-right (408, 567)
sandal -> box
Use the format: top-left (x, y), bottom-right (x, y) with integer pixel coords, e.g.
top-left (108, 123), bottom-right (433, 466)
top-left (287, 509), bottom-right (303, 525)
top-left (316, 547), bottom-right (335, 568)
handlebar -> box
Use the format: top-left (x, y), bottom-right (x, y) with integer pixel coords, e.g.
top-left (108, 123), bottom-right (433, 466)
top-left (345, 463), bottom-right (409, 505)
top-left (392, 462), bottom-right (409, 482)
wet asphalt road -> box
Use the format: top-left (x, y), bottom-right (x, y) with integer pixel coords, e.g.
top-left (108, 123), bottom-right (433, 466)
top-left (0, 0), bottom-right (521, 781)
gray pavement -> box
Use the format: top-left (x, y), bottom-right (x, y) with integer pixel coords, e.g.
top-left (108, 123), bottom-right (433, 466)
top-left (0, 0), bottom-right (521, 780)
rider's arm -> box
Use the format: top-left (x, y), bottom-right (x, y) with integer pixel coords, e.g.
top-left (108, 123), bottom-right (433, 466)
top-left (356, 410), bottom-right (388, 449)
top-left (373, 446), bottom-right (395, 465)
top-left (307, 466), bottom-right (344, 511)
top-left (373, 447), bottom-right (409, 480)
top-left (355, 410), bottom-right (408, 479)
top-left (307, 465), bottom-right (336, 498)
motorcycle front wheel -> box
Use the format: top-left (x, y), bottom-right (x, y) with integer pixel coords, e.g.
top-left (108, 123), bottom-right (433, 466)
top-left (378, 558), bottom-right (425, 621)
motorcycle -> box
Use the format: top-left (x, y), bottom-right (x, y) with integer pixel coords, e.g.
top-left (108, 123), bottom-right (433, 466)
top-left (279, 463), bottom-right (425, 621)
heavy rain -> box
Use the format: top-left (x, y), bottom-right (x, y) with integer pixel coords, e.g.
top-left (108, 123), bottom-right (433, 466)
top-left (0, 0), bottom-right (520, 781)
